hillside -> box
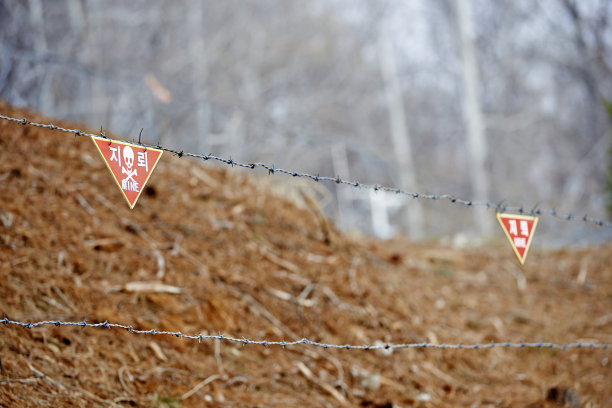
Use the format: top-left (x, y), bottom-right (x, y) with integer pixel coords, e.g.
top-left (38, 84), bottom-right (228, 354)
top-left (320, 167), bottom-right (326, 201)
top-left (0, 101), bottom-right (611, 407)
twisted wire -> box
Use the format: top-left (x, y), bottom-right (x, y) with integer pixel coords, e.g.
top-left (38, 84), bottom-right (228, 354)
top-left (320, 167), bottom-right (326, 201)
top-left (1, 113), bottom-right (610, 227)
top-left (2, 318), bottom-right (610, 351)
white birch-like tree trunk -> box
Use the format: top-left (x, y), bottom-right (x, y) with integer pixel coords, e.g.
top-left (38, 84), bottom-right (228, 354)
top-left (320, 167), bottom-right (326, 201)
top-left (378, 25), bottom-right (425, 240)
top-left (456, 0), bottom-right (493, 236)
top-left (188, 1), bottom-right (210, 153)
top-left (28, 0), bottom-right (53, 115)
top-left (83, 2), bottom-right (107, 126)
top-left (330, 142), bottom-right (354, 230)
top-left (65, 0), bottom-right (87, 119)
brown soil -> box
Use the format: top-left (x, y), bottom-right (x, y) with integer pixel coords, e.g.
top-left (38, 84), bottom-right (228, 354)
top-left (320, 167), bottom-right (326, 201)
top-left (0, 102), bottom-right (610, 407)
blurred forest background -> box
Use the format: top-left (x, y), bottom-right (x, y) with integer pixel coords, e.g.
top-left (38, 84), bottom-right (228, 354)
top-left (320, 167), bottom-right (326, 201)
top-left (1, 0), bottom-right (611, 245)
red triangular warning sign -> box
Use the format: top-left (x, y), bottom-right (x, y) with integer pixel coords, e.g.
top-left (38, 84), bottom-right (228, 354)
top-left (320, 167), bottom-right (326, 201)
top-left (91, 136), bottom-right (163, 209)
top-left (496, 213), bottom-right (538, 265)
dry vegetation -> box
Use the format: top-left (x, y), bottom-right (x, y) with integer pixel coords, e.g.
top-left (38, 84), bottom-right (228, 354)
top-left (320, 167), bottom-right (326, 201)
top-left (0, 103), bottom-right (611, 407)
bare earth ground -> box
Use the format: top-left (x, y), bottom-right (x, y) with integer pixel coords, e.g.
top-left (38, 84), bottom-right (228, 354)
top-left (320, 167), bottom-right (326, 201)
top-left (0, 102), bottom-right (610, 407)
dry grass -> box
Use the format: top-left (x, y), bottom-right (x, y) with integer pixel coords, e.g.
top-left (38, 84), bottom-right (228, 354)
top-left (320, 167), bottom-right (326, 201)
top-left (0, 101), bottom-right (610, 407)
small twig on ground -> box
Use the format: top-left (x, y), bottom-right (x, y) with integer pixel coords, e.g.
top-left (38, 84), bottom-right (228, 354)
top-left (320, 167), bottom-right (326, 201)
top-left (27, 362), bottom-right (66, 392)
top-left (505, 262), bottom-right (527, 291)
top-left (105, 281), bottom-right (181, 294)
top-left (296, 361), bottom-right (348, 406)
top-left (75, 193), bottom-right (95, 215)
top-left (117, 366), bottom-right (134, 394)
top-left (348, 258), bottom-right (363, 296)
top-left (260, 245), bottom-right (300, 273)
top-left (148, 341), bottom-right (168, 362)
top-left (0, 377), bottom-right (40, 384)
top-left (214, 338), bottom-right (226, 379)
top-left (181, 374), bottom-right (221, 400)
top-left (220, 282), bottom-right (294, 338)
top-left (577, 258), bottom-right (588, 285)
top-left (52, 287), bottom-right (77, 312)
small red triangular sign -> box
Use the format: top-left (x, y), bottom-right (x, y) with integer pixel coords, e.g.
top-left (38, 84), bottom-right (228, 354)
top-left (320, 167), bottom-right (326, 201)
top-left (91, 136), bottom-right (163, 209)
top-left (496, 213), bottom-right (538, 264)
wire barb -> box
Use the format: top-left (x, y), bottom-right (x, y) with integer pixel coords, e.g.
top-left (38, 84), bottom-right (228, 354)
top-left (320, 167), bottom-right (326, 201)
top-left (1, 318), bottom-right (610, 352)
top-left (1, 113), bottom-right (610, 228)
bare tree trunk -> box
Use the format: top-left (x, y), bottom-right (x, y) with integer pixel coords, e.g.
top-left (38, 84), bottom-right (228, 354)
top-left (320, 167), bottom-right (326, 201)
top-left (83, 2), bottom-right (107, 126)
top-left (187, 1), bottom-right (210, 153)
top-left (66, 0), bottom-right (84, 33)
top-left (561, 0), bottom-right (607, 141)
top-left (65, 0), bottom-right (86, 119)
top-left (456, 0), bottom-right (493, 236)
top-left (330, 142), bottom-right (354, 230)
top-left (558, 0), bottom-right (611, 211)
top-left (378, 25), bottom-right (425, 240)
top-left (28, 0), bottom-right (53, 115)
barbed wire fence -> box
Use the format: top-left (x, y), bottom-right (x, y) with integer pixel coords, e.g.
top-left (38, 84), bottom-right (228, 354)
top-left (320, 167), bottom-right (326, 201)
top-left (3, 318), bottom-right (610, 351)
top-left (1, 112), bottom-right (611, 357)
top-left (1, 113), bottom-right (611, 228)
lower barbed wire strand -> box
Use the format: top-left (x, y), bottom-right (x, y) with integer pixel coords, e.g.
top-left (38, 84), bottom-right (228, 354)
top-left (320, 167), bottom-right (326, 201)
top-left (0, 113), bottom-right (610, 228)
top-left (1, 318), bottom-right (610, 351)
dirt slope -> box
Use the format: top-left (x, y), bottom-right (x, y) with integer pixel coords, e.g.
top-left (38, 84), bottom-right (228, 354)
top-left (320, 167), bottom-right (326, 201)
top-left (0, 102), bottom-right (611, 407)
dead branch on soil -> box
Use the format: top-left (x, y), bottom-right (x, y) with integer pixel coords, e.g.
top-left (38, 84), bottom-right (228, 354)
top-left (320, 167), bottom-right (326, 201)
top-left (181, 374), bottom-right (221, 400)
top-left (296, 361), bottom-right (348, 406)
top-left (105, 281), bottom-right (182, 294)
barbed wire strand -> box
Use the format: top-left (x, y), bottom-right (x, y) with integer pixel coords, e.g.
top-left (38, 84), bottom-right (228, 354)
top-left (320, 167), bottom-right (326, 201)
top-left (2, 318), bottom-right (610, 351)
top-left (1, 113), bottom-right (610, 228)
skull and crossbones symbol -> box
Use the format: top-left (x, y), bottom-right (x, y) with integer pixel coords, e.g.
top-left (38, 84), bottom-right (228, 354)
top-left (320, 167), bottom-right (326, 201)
top-left (121, 146), bottom-right (137, 182)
